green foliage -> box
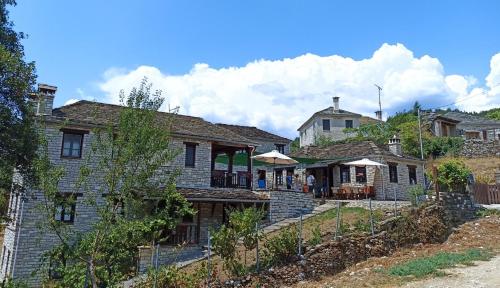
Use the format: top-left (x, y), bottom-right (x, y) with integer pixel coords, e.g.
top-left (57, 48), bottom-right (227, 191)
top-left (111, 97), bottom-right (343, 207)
top-left (388, 249), bottom-right (492, 278)
top-left (475, 208), bottom-right (500, 218)
top-left (307, 225), bottom-right (322, 246)
top-left (290, 137), bottom-right (300, 153)
top-left (436, 159), bottom-right (471, 192)
top-left (407, 185), bottom-right (425, 206)
top-left (314, 134), bottom-right (336, 147)
top-left (424, 137), bottom-right (464, 158)
top-left (36, 80), bottom-right (192, 287)
top-left (210, 207), bottom-right (264, 276)
top-left (143, 262), bottom-right (208, 288)
top-left (484, 108), bottom-right (500, 120)
top-left (0, 0), bottom-right (37, 217)
top-left (0, 279), bottom-right (29, 288)
top-left (262, 227), bottom-right (298, 267)
top-left (352, 218), bottom-right (370, 233)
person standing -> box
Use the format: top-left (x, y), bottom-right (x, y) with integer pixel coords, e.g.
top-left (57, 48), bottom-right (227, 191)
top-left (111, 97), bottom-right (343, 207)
top-left (286, 171), bottom-right (293, 189)
top-left (306, 172), bottom-right (315, 195)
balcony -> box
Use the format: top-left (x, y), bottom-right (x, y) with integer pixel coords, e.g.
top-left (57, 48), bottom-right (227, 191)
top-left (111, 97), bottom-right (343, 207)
top-left (211, 170), bottom-right (252, 189)
top-left (165, 223), bottom-right (198, 245)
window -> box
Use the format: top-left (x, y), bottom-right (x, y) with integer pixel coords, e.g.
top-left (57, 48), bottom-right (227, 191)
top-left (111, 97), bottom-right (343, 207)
top-left (275, 170), bottom-right (283, 185)
top-left (340, 165), bottom-right (350, 183)
top-left (389, 163), bottom-right (398, 183)
top-left (275, 144), bottom-right (285, 154)
top-left (54, 195), bottom-right (76, 223)
top-left (345, 120), bottom-right (353, 129)
top-left (355, 166), bottom-right (367, 183)
top-left (184, 143), bottom-right (197, 167)
top-left (322, 119), bottom-right (330, 131)
top-left (61, 132), bottom-right (83, 158)
top-left (408, 165), bottom-right (417, 184)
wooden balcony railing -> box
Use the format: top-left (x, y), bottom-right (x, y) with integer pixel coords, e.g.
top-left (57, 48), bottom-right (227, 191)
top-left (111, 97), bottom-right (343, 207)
top-left (211, 170), bottom-right (252, 189)
top-left (165, 223), bottom-right (198, 245)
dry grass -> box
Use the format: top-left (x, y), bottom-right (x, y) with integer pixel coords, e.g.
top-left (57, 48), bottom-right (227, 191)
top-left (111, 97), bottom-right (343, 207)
top-left (292, 215), bottom-right (500, 288)
top-left (428, 156), bottom-right (500, 184)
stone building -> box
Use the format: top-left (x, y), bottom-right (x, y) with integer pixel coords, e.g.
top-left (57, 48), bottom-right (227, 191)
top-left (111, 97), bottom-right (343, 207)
top-left (298, 97), bottom-right (363, 147)
top-left (443, 111), bottom-right (500, 141)
top-left (1, 84), bottom-right (292, 285)
top-left (290, 138), bottom-right (425, 200)
top-left (215, 124), bottom-right (292, 155)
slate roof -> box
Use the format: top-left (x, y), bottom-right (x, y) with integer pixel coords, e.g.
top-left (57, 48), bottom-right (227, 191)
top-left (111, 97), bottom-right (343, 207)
top-left (290, 140), bottom-right (421, 162)
top-left (298, 106), bottom-right (362, 131)
top-left (51, 100), bottom-right (257, 146)
top-left (215, 124), bottom-right (291, 144)
top-left (177, 187), bottom-right (269, 202)
top-left (443, 112), bottom-right (500, 126)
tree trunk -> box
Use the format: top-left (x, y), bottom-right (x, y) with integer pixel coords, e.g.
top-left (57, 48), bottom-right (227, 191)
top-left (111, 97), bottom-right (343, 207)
top-left (89, 260), bottom-right (98, 288)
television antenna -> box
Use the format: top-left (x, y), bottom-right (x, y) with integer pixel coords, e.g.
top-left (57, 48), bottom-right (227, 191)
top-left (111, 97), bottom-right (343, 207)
top-left (374, 84), bottom-right (383, 119)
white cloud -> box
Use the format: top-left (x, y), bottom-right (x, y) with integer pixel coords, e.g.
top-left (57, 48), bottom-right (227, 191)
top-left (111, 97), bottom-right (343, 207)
top-left (97, 43), bottom-right (500, 138)
top-left (64, 98), bottom-right (80, 106)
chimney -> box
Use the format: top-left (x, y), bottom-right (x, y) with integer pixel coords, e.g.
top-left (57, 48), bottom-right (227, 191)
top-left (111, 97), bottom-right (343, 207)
top-left (33, 84), bottom-right (57, 116)
top-left (332, 96), bottom-right (339, 113)
top-left (375, 110), bottom-right (382, 120)
top-left (388, 135), bottom-right (402, 156)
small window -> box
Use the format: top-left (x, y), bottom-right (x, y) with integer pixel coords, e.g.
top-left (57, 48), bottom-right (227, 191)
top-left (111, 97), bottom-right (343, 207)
top-left (389, 163), bottom-right (398, 183)
top-left (49, 255), bottom-right (66, 280)
top-left (355, 166), bottom-right (367, 183)
top-left (275, 144), bottom-right (285, 154)
top-left (185, 143), bottom-right (197, 167)
top-left (61, 133), bottom-right (83, 158)
top-left (275, 170), bottom-right (283, 185)
top-left (408, 165), bottom-right (417, 184)
top-left (340, 165), bottom-right (350, 183)
top-left (322, 119), bottom-right (330, 131)
top-left (345, 120), bottom-right (353, 129)
top-left (54, 195), bottom-right (76, 223)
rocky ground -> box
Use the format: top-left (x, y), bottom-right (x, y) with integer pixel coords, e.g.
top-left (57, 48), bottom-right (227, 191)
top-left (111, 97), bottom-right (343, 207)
top-left (290, 215), bottom-right (500, 288)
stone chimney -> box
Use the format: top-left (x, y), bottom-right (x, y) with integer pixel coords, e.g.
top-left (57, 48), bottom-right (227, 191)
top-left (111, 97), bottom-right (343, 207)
top-left (375, 110), bottom-right (382, 121)
top-left (33, 84), bottom-right (57, 116)
top-left (388, 135), bottom-right (402, 156)
top-left (332, 96), bottom-right (340, 113)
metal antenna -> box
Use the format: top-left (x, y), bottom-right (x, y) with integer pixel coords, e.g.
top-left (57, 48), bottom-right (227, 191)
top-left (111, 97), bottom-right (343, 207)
top-left (374, 84), bottom-right (383, 119)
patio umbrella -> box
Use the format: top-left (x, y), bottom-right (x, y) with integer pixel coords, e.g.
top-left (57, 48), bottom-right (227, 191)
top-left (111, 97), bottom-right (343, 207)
top-left (252, 150), bottom-right (298, 189)
top-left (343, 158), bottom-right (387, 199)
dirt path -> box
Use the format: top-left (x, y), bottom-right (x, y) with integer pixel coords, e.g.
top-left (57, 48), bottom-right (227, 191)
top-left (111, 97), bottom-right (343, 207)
top-left (403, 256), bottom-right (500, 288)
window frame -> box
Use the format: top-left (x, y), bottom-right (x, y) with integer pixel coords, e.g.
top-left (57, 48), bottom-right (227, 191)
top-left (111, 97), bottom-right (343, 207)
top-left (322, 119), bottom-right (331, 131)
top-left (345, 120), bottom-right (354, 129)
top-left (275, 169), bottom-right (283, 185)
top-left (275, 144), bottom-right (285, 154)
top-left (355, 166), bottom-right (367, 183)
top-left (60, 129), bottom-right (88, 159)
top-left (184, 142), bottom-right (198, 167)
top-left (340, 165), bottom-right (351, 183)
top-left (388, 163), bottom-right (398, 183)
top-left (408, 165), bottom-right (417, 184)
top-left (54, 194), bottom-right (79, 224)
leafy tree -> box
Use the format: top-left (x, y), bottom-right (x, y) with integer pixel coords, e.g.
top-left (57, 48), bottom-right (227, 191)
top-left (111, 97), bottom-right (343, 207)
top-left (290, 137), bottom-right (300, 153)
top-left (35, 80), bottom-right (192, 287)
top-left (435, 159), bottom-right (471, 192)
top-left (0, 0), bottom-right (37, 216)
top-left (485, 109), bottom-right (500, 121)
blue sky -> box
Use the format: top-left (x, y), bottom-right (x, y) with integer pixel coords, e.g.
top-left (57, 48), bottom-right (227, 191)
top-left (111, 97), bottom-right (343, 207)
top-left (10, 0), bottom-right (500, 138)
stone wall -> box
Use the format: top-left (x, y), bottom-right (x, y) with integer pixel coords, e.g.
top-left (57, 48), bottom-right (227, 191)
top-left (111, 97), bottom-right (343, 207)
top-left (137, 245), bottom-right (204, 273)
top-left (438, 192), bottom-right (477, 226)
top-left (459, 139), bottom-right (500, 157)
top-left (269, 190), bottom-right (315, 223)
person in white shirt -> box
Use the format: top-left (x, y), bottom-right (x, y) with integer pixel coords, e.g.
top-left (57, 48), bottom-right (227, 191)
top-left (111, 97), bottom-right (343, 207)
top-left (306, 172), bottom-right (315, 194)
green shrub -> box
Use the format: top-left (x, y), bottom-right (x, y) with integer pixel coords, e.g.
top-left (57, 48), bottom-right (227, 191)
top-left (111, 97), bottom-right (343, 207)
top-left (436, 159), bottom-right (471, 192)
top-left (475, 208), bottom-right (500, 217)
top-left (407, 185), bottom-right (425, 206)
top-left (307, 225), bottom-right (322, 246)
top-left (388, 249), bottom-right (492, 278)
top-left (352, 218), bottom-right (370, 233)
top-left (141, 262), bottom-right (208, 288)
top-left (425, 137), bottom-right (464, 158)
top-left (262, 227), bottom-right (299, 267)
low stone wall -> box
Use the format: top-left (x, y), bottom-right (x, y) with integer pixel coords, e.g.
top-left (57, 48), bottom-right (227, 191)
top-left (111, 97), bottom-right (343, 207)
top-left (137, 245), bottom-right (204, 273)
top-left (439, 192), bottom-right (477, 226)
top-left (269, 190), bottom-right (315, 223)
top-left (459, 139), bottom-right (500, 157)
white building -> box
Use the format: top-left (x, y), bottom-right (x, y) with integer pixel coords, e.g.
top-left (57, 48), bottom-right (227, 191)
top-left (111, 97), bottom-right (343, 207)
top-left (298, 97), bottom-right (362, 147)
